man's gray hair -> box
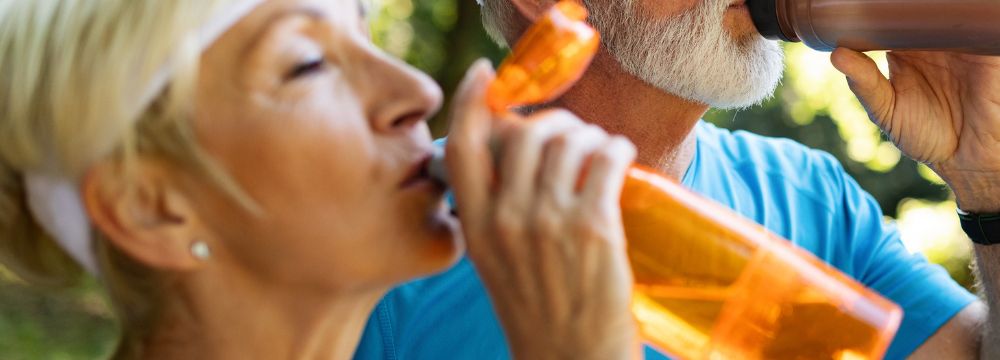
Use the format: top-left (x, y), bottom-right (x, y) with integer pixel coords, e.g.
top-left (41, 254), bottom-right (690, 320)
top-left (479, 0), bottom-right (516, 47)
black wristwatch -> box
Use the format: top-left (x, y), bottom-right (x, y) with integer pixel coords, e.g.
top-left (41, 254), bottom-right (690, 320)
top-left (958, 209), bottom-right (1000, 246)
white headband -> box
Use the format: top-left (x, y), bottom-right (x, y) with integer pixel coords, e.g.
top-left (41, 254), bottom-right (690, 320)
top-left (23, 0), bottom-right (267, 275)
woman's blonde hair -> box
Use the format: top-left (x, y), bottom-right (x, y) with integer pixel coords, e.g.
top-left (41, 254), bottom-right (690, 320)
top-left (0, 0), bottom-right (257, 356)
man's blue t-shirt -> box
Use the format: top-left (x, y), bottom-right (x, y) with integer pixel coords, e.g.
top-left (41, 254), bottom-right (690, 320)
top-left (353, 121), bottom-right (977, 360)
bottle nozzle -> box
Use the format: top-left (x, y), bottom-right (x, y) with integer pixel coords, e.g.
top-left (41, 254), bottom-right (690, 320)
top-left (427, 145), bottom-right (450, 186)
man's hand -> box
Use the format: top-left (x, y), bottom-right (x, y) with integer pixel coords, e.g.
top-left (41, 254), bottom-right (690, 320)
top-left (831, 49), bottom-right (1000, 213)
top-left (832, 49), bottom-right (1000, 359)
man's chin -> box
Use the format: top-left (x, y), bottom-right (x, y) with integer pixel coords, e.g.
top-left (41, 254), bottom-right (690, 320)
top-left (703, 44), bottom-right (785, 110)
top-left (596, 0), bottom-right (785, 111)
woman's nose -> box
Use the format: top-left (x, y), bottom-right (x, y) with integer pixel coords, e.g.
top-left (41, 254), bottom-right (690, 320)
top-left (358, 47), bottom-right (443, 132)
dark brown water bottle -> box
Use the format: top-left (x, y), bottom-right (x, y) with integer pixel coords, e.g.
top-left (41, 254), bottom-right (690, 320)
top-left (749, 0), bottom-right (1000, 54)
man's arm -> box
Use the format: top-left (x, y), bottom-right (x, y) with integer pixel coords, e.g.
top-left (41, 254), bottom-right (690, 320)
top-left (910, 302), bottom-right (984, 359)
top-left (913, 243), bottom-right (1000, 359)
top-left (913, 169), bottom-right (1000, 358)
top-left (976, 245), bottom-right (1000, 358)
top-left (900, 165), bottom-right (1000, 359)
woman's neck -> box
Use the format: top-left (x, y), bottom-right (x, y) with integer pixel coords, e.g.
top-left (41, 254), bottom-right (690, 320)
top-left (132, 272), bottom-right (385, 360)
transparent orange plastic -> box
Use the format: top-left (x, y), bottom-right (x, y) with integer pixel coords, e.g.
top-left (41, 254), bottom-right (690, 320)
top-left (489, 2), bottom-right (904, 359)
top-left (487, 1), bottom-right (600, 112)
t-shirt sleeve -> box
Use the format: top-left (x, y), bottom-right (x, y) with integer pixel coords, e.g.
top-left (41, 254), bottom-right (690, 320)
top-left (821, 153), bottom-right (978, 359)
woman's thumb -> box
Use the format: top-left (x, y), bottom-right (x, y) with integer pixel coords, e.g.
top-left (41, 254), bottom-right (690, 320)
top-left (445, 59), bottom-right (496, 226)
top-left (448, 59), bottom-right (495, 146)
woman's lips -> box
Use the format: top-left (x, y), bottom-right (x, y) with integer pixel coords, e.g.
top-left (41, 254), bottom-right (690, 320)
top-left (399, 153), bottom-right (442, 190)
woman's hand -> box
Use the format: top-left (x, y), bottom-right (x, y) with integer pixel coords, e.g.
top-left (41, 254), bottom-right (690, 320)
top-left (446, 60), bottom-right (639, 359)
top-left (831, 49), bottom-right (1000, 213)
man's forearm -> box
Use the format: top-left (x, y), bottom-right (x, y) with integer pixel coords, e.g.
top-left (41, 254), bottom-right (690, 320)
top-left (941, 171), bottom-right (1000, 358)
top-left (975, 245), bottom-right (1000, 358)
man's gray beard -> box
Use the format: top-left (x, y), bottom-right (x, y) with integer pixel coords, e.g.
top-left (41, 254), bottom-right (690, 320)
top-left (585, 0), bottom-right (785, 110)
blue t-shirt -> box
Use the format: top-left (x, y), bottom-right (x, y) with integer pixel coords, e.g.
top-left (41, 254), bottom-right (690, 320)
top-left (353, 121), bottom-right (976, 360)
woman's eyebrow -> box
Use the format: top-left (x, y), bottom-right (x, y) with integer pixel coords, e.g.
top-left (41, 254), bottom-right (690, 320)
top-left (241, 6), bottom-right (328, 57)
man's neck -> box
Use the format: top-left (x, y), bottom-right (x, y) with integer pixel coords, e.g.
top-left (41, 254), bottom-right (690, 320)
top-left (553, 50), bottom-right (708, 180)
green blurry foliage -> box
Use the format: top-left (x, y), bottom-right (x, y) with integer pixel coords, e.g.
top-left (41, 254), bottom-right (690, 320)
top-left (0, 2), bottom-right (974, 358)
top-left (0, 270), bottom-right (117, 359)
top-left (370, 0), bottom-right (506, 136)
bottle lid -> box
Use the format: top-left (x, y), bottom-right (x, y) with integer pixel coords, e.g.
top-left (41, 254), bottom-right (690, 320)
top-left (748, 0), bottom-right (789, 41)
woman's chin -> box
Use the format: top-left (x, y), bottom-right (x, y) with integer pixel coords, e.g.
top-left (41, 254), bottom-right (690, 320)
top-left (426, 207), bottom-right (464, 270)
top-left (403, 205), bottom-right (463, 278)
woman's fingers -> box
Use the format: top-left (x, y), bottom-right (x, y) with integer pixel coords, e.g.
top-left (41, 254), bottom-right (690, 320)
top-left (581, 136), bottom-right (636, 225)
top-left (446, 59), bottom-right (495, 233)
top-left (574, 136), bottom-right (635, 311)
top-left (529, 126), bottom-right (606, 321)
top-left (449, 99), bottom-right (639, 358)
top-left (496, 110), bottom-right (584, 217)
top-left (489, 111), bottom-right (585, 283)
top-left (538, 124), bottom-right (607, 208)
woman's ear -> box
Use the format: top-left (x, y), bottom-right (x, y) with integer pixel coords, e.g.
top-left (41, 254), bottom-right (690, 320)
top-left (82, 158), bottom-right (206, 271)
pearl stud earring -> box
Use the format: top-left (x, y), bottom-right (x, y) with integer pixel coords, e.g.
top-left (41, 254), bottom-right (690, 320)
top-left (191, 241), bottom-right (211, 261)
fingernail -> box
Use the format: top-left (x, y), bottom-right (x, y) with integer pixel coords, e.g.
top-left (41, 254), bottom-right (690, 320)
top-left (473, 58), bottom-right (492, 71)
top-left (472, 58), bottom-right (495, 80)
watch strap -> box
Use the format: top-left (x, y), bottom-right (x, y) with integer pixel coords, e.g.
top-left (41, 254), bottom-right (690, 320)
top-left (958, 209), bottom-right (1000, 246)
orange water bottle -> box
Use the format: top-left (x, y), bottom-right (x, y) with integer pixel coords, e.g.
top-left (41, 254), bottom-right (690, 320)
top-left (439, 2), bottom-right (903, 358)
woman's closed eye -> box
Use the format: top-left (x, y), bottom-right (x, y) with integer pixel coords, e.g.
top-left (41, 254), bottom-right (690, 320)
top-left (286, 57), bottom-right (326, 80)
